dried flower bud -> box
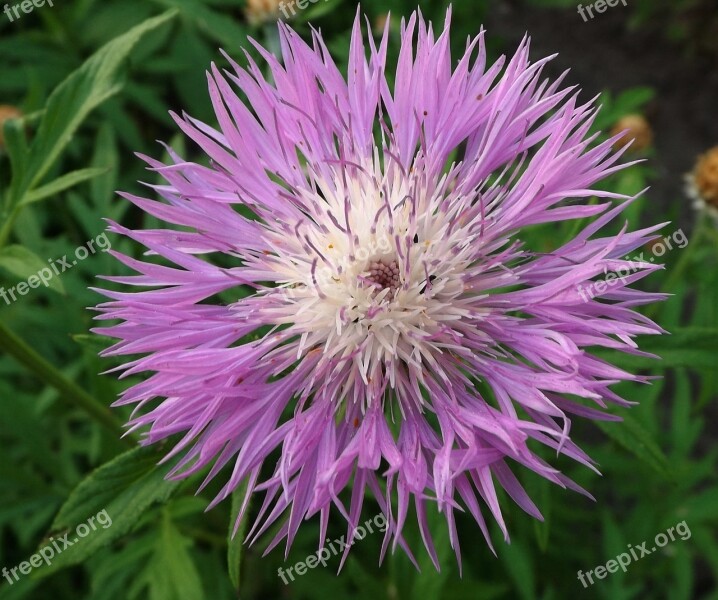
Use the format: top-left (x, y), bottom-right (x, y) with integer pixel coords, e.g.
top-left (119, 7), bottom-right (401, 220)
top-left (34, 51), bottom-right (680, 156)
top-left (692, 146), bottom-right (718, 207)
top-left (374, 13), bottom-right (389, 33)
top-left (245, 0), bottom-right (282, 25)
top-left (611, 114), bottom-right (653, 152)
top-left (0, 105), bottom-right (22, 150)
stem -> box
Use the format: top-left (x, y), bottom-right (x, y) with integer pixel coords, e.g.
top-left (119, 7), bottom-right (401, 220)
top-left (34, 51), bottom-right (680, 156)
top-left (0, 204), bottom-right (21, 249)
top-left (228, 477), bottom-right (252, 593)
top-left (0, 321), bottom-right (129, 440)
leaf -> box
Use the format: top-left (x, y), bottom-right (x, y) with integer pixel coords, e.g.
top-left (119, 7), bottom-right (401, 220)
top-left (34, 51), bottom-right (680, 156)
top-left (600, 512), bottom-right (632, 600)
top-left (301, 0), bottom-right (343, 21)
top-left (530, 477), bottom-right (551, 553)
top-left (596, 328), bottom-right (718, 371)
top-left (596, 412), bottom-right (672, 479)
top-left (20, 168), bottom-right (108, 206)
top-left (89, 123), bottom-right (118, 211)
top-left (132, 512), bottom-right (204, 600)
top-left (680, 486), bottom-right (718, 523)
top-left (671, 370), bottom-right (701, 458)
top-left (612, 86), bottom-right (655, 114)
top-left (152, 0), bottom-right (246, 52)
top-left (30, 446), bottom-right (181, 577)
top-left (6, 10), bottom-right (177, 207)
top-left (227, 478), bottom-right (251, 592)
top-left (2, 115), bottom-right (28, 192)
top-left (411, 508), bottom-right (453, 600)
top-left (0, 245), bottom-right (65, 293)
top-left (498, 539), bottom-right (536, 600)
top-left (89, 533), bottom-right (155, 600)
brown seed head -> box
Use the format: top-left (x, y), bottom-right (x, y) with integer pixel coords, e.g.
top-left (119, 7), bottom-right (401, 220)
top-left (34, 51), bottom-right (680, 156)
top-left (611, 114), bottom-right (653, 152)
top-left (245, 0), bottom-right (282, 25)
top-left (692, 146), bottom-right (718, 207)
top-left (0, 105), bottom-right (22, 150)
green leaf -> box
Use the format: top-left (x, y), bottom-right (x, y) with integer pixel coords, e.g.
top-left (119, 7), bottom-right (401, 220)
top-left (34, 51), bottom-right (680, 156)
top-left (530, 477), bottom-right (551, 553)
top-left (20, 167), bottom-right (108, 206)
top-left (227, 478), bottom-right (251, 592)
top-left (411, 508), bottom-right (453, 600)
top-left (498, 539), bottom-right (536, 600)
top-left (152, 0), bottom-right (246, 52)
top-left (89, 123), bottom-right (118, 211)
top-left (6, 10), bottom-right (177, 207)
top-left (300, 0), bottom-right (343, 21)
top-left (612, 86), bottom-right (655, 114)
top-left (31, 446), bottom-right (181, 578)
top-left (2, 116), bottom-right (28, 196)
top-left (89, 533), bottom-right (155, 600)
top-left (132, 512), bottom-right (205, 600)
top-left (596, 412), bottom-right (672, 479)
top-left (597, 328), bottom-right (718, 371)
top-left (0, 244), bottom-right (65, 293)
top-left (71, 333), bottom-right (116, 350)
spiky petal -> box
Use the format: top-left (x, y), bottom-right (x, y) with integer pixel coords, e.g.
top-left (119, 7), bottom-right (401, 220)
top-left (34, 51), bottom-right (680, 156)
top-left (95, 8), bottom-right (665, 569)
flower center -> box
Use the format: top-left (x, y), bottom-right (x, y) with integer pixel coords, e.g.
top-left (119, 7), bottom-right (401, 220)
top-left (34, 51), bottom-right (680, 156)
top-left (364, 259), bottom-right (401, 296)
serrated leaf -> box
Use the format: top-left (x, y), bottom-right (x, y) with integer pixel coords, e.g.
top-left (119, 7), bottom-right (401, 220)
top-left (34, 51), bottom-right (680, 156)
top-left (30, 446), bottom-right (181, 578)
top-left (0, 245), bottom-right (65, 293)
top-left (133, 513), bottom-right (204, 600)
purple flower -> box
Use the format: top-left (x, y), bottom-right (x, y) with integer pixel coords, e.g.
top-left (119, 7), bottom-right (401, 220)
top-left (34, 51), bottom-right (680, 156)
top-left (95, 8), bottom-right (666, 569)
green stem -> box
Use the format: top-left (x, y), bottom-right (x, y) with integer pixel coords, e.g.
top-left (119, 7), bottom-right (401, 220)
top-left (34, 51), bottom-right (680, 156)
top-left (0, 321), bottom-right (129, 440)
top-left (228, 478), bottom-right (252, 593)
top-left (0, 204), bottom-right (21, 249)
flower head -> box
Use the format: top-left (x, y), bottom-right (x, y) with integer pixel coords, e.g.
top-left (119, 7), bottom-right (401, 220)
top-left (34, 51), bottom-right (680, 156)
top-left (0, 105), bottom-right (22, 152)
top-left (245, 0), bottom-right (283, 26)
top-left (95, 9), bottom-right (665, 568)
top-left (686, 145), bottom-right (718, 223)
top-left (610, 114), bottom-right (653, 153)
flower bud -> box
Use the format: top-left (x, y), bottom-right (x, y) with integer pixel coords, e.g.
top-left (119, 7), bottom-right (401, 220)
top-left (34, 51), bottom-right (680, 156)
top-left (0, 105), bottom-right (22, 151)
top-left (611, 114), bottom-right (653, 152)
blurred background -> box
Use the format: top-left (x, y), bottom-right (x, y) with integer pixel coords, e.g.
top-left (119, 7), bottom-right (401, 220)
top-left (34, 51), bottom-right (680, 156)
top-left (1, 0), bottom-right (717, 598)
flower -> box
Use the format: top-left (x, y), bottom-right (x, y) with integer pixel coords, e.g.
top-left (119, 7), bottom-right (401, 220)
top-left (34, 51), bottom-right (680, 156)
top-left (0, 105), bottom-right (22, 151)
top-left (610, 114), bottom-right (653, 153)
top-left (95, 8), bottom-right (666, 569)
top-left (686, 145), bottom-right (718, 223)
top-left (244, 0), bottom-right (282, 25)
